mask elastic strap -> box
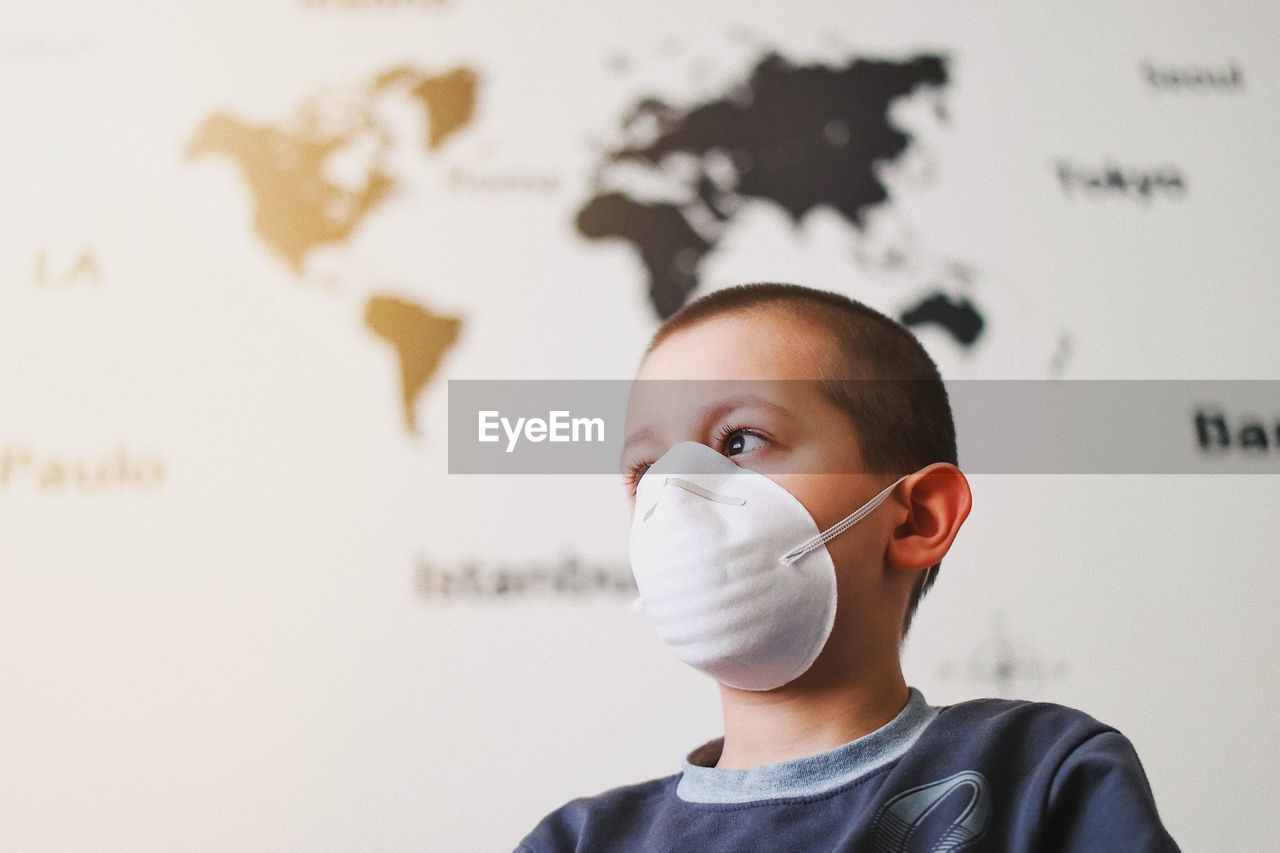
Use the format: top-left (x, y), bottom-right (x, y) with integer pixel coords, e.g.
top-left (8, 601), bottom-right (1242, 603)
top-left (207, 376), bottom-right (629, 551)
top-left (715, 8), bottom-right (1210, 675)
top-left (781, 474), bottom-right (908, 565)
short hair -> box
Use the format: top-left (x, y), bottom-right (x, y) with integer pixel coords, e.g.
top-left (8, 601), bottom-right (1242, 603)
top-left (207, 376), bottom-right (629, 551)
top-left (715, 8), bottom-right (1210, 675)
top-left (646, 283), bottom-right (957, 635)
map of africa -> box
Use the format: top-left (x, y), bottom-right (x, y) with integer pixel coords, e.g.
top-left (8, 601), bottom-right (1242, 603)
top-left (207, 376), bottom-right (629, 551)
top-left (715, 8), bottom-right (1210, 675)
top-left (576, 52), bottom-right (985, 345)
top-left (186, 66), bottom-right (475, 433)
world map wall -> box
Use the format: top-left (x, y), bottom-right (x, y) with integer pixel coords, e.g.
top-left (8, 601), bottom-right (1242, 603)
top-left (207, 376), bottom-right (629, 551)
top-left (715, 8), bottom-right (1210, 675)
top-left (2, 2), bottom-right (1278, 851)
top-left (180, 49), bottom-right (989, 439)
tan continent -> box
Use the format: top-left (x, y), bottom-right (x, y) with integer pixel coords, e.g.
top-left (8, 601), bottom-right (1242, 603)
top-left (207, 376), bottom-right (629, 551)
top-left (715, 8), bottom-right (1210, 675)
top-left (364, 295), bottom-right (462, 434)
top-left (373, 66), bottom-right (478, 150)
top-left (185, 113), bottom-right (393, 272)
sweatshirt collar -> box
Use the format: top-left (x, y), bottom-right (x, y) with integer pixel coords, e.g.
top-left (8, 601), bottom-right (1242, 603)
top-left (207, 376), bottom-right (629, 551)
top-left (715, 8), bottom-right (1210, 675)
top-left (677, 687), bottom-right (938, 804)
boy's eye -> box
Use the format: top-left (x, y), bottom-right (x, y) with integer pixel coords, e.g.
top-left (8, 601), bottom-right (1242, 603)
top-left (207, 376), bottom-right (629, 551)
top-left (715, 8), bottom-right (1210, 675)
top-left (721, 429), bottom-right (767, 457)
top-left (624, 461), bottom-right (652, 495)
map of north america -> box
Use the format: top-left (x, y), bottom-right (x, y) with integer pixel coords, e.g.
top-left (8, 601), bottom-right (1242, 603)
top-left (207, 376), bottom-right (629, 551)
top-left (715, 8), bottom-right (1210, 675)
top-left (186, 66), bottom-right (474, 433)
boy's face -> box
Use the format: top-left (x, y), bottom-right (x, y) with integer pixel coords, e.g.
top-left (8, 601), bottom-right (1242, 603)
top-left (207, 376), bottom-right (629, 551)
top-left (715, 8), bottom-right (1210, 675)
top-left (623, 310), bottom-right (900, 585)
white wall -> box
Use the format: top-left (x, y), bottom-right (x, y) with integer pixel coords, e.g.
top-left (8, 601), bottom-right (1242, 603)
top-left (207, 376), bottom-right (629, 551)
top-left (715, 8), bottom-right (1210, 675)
top-left (1, 1), bottom-right (1277, 849)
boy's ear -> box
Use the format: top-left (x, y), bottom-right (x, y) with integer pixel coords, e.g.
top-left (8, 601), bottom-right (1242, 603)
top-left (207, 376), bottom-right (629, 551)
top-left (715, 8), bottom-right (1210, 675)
top-left (885, 463), bottom-right (971, 572)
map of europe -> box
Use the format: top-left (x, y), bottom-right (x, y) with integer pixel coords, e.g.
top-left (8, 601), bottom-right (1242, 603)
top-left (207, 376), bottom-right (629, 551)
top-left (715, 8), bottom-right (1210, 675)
top-left (576, 52), bottom-right (985, 344)
top-left (186, 66), bottom-right (474, 433)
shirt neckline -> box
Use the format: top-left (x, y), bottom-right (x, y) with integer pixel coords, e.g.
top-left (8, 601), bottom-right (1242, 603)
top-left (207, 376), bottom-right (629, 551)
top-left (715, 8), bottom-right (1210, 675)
top-left (676, 687), bottom-right (938, 804)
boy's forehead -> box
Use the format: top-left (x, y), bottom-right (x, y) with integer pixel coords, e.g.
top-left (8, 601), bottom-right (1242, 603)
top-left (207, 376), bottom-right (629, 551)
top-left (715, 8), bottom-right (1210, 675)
top-left (624, 311), bottom-right (851, 453)
top-left (636, 310), bottom-right (833, 382)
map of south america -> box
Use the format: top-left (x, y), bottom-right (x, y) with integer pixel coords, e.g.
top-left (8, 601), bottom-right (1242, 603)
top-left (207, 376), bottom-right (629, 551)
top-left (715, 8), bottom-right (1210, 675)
top-left (364, 297), bottom-right (461, 434)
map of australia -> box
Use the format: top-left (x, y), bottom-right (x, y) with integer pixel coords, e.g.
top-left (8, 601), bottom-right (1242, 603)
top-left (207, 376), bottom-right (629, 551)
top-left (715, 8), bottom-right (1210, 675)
top-left (186, 66), bottom-right (475, 434)
top-left (577, 52), bottom-right (984, 346)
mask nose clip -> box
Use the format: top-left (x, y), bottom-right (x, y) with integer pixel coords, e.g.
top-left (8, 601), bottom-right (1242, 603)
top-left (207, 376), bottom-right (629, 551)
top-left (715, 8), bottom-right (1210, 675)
top-left (664, 476), bottom-right (747, 506)
top-left (639, 475), bottom-right (747, 523)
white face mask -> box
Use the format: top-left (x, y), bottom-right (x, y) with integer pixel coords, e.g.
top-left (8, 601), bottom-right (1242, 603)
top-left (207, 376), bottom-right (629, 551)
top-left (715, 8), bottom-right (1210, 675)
top-left (629, 441), bottom-right (907, 691)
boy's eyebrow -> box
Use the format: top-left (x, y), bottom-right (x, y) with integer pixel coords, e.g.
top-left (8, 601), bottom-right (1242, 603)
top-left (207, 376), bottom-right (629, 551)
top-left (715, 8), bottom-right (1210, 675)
top-left (621, 426), bottom-right (658, 460)
top-left (700, 394), bottom-right (795, 426)
top-left (622, 393), bottom-right (795, 459)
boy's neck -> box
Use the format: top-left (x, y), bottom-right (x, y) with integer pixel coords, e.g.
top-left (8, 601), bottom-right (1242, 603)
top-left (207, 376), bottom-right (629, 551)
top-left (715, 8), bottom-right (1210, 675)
top-left (713, 665), bottom-right (910, 771)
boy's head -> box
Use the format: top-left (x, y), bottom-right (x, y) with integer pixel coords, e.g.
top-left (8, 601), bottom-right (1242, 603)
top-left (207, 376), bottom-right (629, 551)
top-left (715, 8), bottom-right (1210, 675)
top-left (623, 283), bottom-right (965, 640)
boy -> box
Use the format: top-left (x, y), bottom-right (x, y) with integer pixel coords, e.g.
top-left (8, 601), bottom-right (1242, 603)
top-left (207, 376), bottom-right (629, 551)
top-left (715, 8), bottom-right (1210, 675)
top-left (517, 283), bottom-right (1178, 852)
